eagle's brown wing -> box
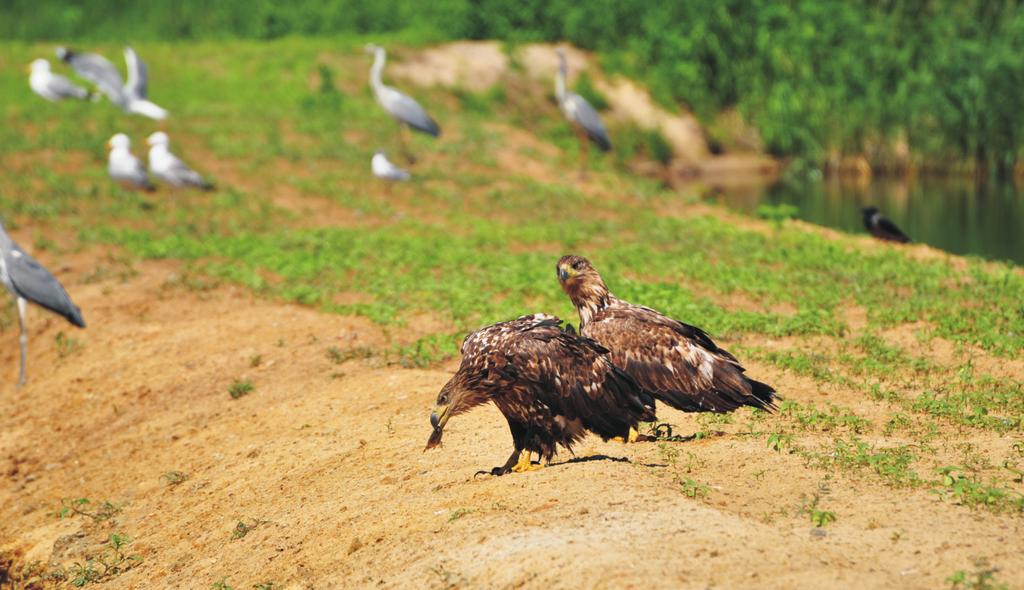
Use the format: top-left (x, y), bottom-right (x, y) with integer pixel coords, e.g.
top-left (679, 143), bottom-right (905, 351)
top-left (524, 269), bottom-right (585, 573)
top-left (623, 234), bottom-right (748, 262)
top-left (465, 314), bottom-right (655, 439)
top-left (585, 305), bottom-right (776, 413)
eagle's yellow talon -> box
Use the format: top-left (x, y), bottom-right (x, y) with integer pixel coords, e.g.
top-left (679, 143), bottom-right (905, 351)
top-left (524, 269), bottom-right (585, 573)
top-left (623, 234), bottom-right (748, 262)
top-left (627, 426), bottom-right (639, 443)
top-left (511, 451), bottom-right (544, 473)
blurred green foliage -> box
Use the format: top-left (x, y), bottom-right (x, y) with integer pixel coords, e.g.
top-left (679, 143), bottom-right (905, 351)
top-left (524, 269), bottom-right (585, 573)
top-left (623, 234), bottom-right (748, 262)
top-left (4, 1), bottom-right (1024, 170)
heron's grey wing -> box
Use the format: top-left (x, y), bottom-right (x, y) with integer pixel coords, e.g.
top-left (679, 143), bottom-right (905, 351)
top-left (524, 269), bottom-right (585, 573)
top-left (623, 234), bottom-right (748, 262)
top-left (383, 87), bottom-right (440, 137)
top-left (48, 74), bottom-right (90, 100)
top-left (70, 53), bottom-right (127, 107)
top-left (124, 46), bottom-right (148, 100)
top-left (5, 246), bottom-right (85, 327)
top-left (567, 93), bottom-right (612, 151)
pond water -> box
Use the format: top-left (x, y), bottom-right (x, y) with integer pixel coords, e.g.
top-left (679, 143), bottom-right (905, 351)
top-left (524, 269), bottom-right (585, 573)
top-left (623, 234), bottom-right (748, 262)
top-left (711, 176), bottom-right (1024, 266)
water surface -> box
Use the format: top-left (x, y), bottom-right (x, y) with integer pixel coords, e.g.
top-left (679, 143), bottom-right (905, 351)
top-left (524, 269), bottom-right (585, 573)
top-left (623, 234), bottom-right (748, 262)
top-left (713, 176), bottom-right (1024, 266)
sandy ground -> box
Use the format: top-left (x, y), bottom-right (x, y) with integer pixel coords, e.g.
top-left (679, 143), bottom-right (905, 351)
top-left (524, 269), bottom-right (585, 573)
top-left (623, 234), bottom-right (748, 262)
top-left (0, 245), bottom-right (1021, 590)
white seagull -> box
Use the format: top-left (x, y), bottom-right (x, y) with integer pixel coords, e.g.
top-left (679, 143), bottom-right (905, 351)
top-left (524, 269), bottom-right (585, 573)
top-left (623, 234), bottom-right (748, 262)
top-left (107, 133), bottom-right (154, 192)
top-left (372, 151), bottom-right (411, 182)
top-left (146, 132), bottom-right (213, 190)
top-left (28, 59), bottom-right (92, 102)
top-left (55, 46), bottom-right (169, 120)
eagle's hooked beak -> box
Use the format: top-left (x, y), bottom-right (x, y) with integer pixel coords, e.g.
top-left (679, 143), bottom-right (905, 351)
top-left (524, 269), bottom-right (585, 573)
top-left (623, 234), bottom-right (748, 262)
top-left (557, 265), bottom-right (570, 282)
top-left (425, 404), bottom-right (450, 451)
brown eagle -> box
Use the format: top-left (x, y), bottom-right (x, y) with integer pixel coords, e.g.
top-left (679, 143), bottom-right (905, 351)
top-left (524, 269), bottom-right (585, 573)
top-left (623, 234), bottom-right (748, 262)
top-left (425, 313), bottom-right (656, 475)
top-left (556, 255), bottom-right (777, 439)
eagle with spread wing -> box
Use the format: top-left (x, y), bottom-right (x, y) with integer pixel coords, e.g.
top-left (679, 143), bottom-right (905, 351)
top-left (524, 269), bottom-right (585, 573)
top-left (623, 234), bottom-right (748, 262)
top-left (557, 255), bottom-right (777, 440)
top-left (426, 313), bottom-right (656, 475)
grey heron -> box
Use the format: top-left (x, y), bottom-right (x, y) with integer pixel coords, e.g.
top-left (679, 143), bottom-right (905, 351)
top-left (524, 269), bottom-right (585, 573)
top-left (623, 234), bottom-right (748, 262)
top-left (0, 221), bottom-right (85, 388)
top-left (861, 207), bottom-right (911, 243)
top-left (107, 133), bottom-right (155, 192)
top-left (55, 46), bottom-right (168, 120)
top-left (372, 151), bottom-right (411, 182)
top-left (365, 44), bottom-right (440, 161)
top-left (146, 132), bottom-right (214, 190)
top-left (28, 59), bottom-right (93, 102)
top-left (555, 48), bottom-right (612, 176)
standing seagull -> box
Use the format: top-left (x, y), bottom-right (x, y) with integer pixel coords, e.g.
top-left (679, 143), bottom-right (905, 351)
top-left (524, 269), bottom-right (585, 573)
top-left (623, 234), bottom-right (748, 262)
top-left (371, 151), bottom-right (410, 182)
top-left (555, 47), bottom-right (612, 176)
top-left (107, 133), bottom-right (155, 191)
top-left (0, 221), bottom-right (85, 388)
top-left (27, 59), bottom-right (92, 102)
top-left (861, 206), bottom-right (910, 243)
top-left (365, 44), bottom-right (440, 161)
top-left (146, 132), bottom-right (213, 190)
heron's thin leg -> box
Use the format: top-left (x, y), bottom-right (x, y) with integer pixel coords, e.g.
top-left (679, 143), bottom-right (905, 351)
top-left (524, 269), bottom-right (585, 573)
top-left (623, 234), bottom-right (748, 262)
top-left (16, 297), bottom-right (27, 389)
top-left (399, 124), bottom-right (416, 165)
top-left (577, 128), bottom-right (590, 179)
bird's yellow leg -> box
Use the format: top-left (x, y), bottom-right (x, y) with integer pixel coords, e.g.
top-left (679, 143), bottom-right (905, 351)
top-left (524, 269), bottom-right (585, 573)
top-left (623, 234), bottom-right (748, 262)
top-left (511, 451), bottom-right (544, 473)
top-left (613, 426), bottom-right (640, 444)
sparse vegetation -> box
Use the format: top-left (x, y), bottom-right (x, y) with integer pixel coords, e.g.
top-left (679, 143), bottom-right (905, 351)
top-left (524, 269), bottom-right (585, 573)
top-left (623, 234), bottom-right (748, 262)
top-left (1, 33), bottom-right (1022, 590)
top-left (231, 518), bottom-right (268, 540)
top-left (56, 498), bottom-right (122, 522)
top-left (161, 471), bottom-right (189, 486)
top-left (228, 380), bottom-right (255, 399)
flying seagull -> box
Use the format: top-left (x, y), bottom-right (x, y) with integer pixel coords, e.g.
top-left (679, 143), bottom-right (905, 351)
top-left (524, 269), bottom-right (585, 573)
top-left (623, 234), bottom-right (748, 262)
top-left (556, 255), bottom-right (776, 441)
top-left (122, 46), bottom-right (168, 120)
top-left (555, 47), bottom-right (611, 176)
top-left (27, 59), bottom-right (92, 102)
top-left (365, 44), bottom-right (440, 160)
top-left (0, 221), bottom-right (85, 388)
top-left (146, 132), bottom-right (213, 190)
top-left (107, 133), bottom-right (155, 192)
top-left (56, 46), bottom-right (128, 107)
top-left (55, 46), bottom-right (168, 120)
top-left (426, 314), bottom-right (655, 475)
top-left (371, 151), bottom-right (410, 182)
top-left (861, 207), bottom-right (910, 243)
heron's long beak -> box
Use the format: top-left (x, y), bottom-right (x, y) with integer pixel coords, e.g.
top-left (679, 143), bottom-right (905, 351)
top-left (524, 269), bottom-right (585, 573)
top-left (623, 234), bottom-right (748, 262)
top-left (424, 404), bottom-right (451, 451)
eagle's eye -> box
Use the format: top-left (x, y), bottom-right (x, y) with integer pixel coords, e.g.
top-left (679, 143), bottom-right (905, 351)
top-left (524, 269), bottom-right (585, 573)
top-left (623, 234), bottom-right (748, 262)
top-left (572, 261), bottom-right (584, 270)
top-left (438, 393), bottom-right (449, 405)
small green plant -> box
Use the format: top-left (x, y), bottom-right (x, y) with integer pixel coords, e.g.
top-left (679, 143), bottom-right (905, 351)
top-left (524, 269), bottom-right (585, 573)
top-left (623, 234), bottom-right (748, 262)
top-left (253, 583), bottom-right (277, 590)
top-left (64, 534), bottom-right (141, 586)
top-left (161, 471), bottom-right (188, 486)
top-left (212, 579), bottom-right (234, 590)
top-left (767, 432), bottom-right (794, 452)
top-left (231, 518), bottom-right (267, 540)
top-left (756, 203), bottom-right (800, 228)
top-left (56, 498), bottom-right (121, 522)
top-left (430, 563), bottom-right (465, 590)
top-left (327, 345), bottom-right (374, 365)
top-left (228, 380), bottom-right (254, 399)
top-left (249, 354), bottom-right (263, 367)
top-left (798, 493), bottom-right (836, 527)
top-left (947, 561), bottom-right (1008, 590)
top-left (933, 466), bottom-right (1024, 513)
top-left (55, 331), bottom-right (83, 359)
top-left (447, 508), bottom-right (475, 523)
top-left (678, 477), bottom-right (711, 499)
